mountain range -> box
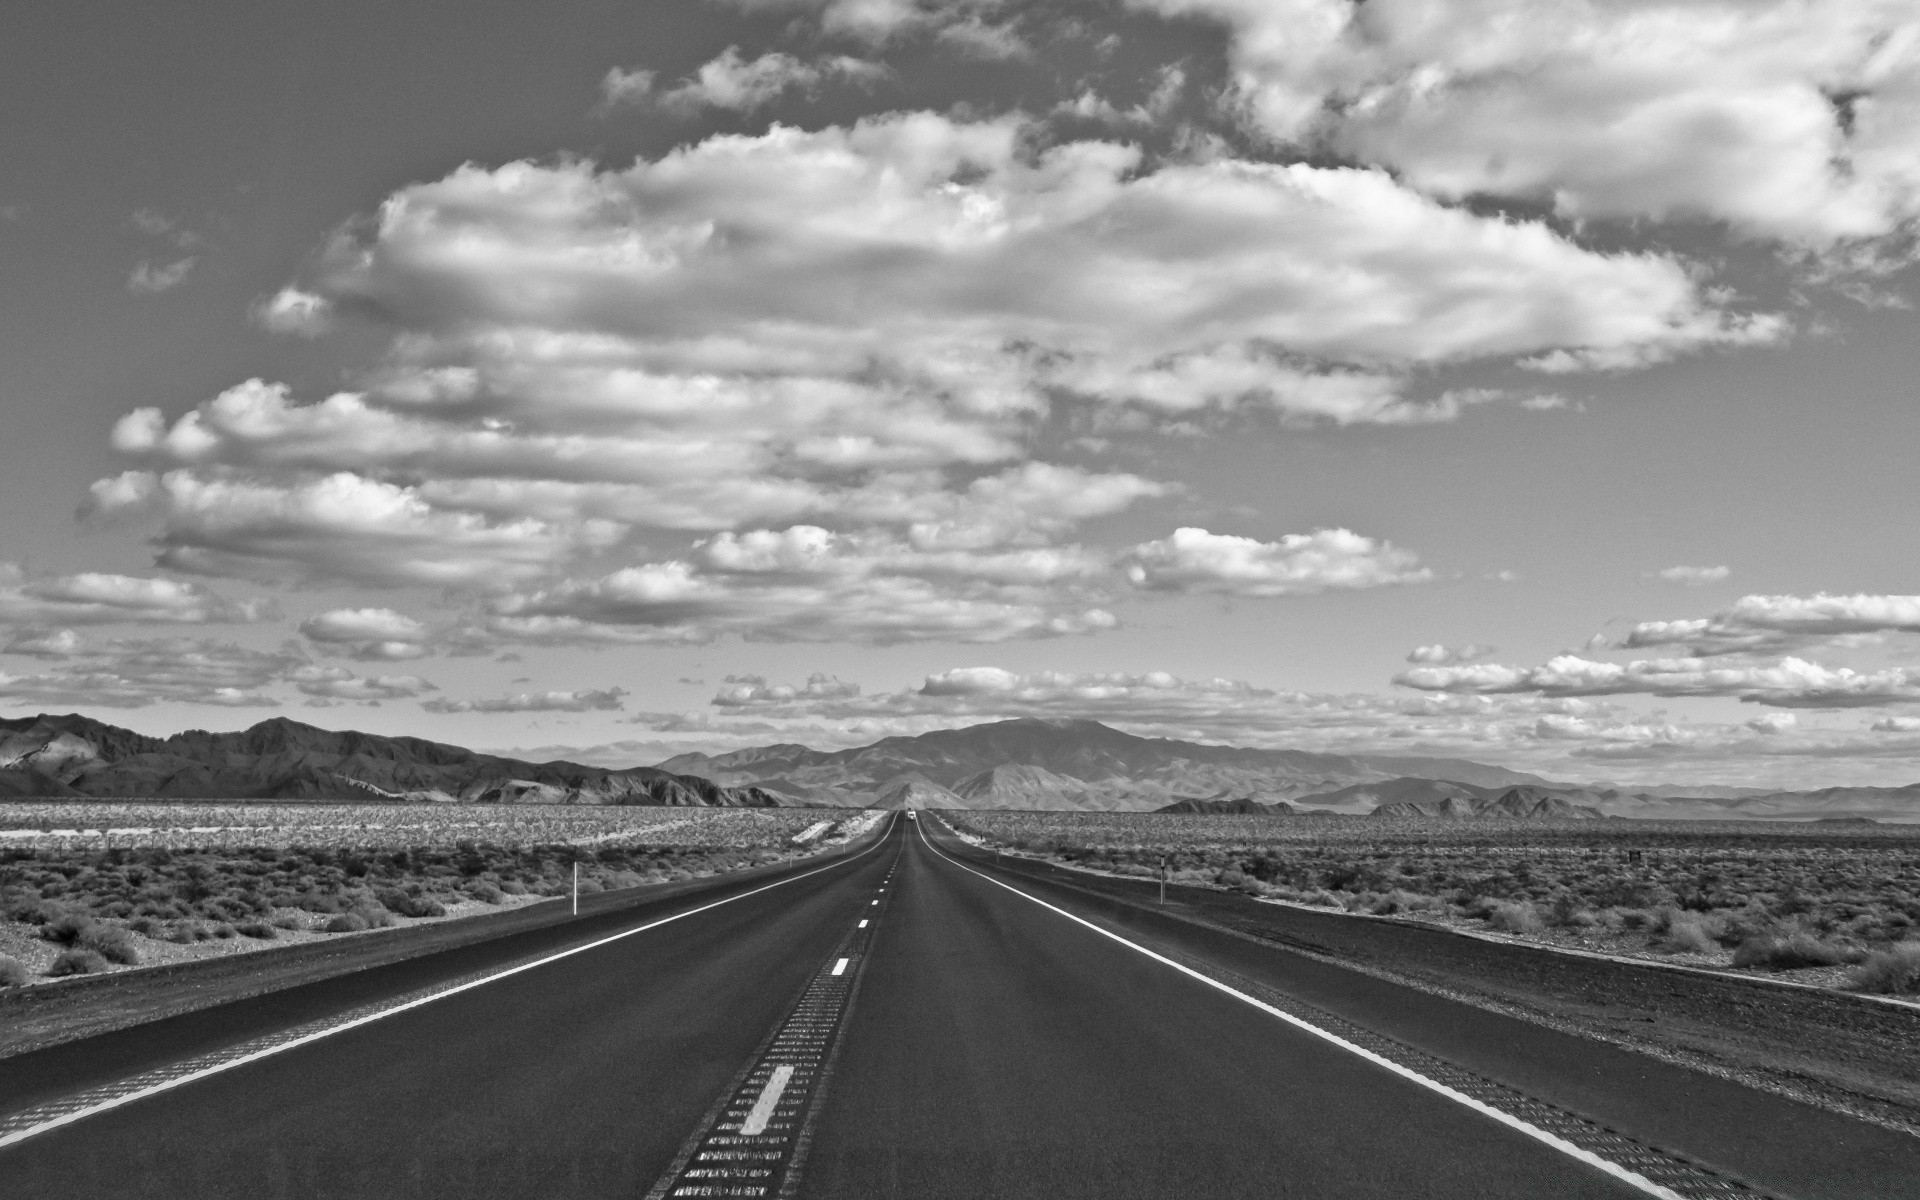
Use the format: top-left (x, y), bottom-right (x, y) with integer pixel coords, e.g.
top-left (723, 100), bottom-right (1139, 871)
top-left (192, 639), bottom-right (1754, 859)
top-left (0, 713), bottom-right (780, 807)
top-left (1, 712), bottom-right (1913, 821)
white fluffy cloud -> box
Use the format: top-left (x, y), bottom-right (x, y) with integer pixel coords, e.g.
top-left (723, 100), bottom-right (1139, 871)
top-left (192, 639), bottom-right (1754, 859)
top-left (290, 664), bottom-right (438, 702)
top-left (1406, 643), bottom-right (1495, 665)
top-left (1649, 565), bottom-right (1731, 587)
top-left (603, 48), bottom-right (887, 113)
top-left (423, 687), bottom-right (628, 713)
top-left (298, 607), bottom-right (431, 660)
top-left (713, 672), bottom-right (862, 706)
top-left (0, 563), bottom-right (275, 626)
top-left (1397, 652), bottom-right (1920, 708)
top-left (2, 629), bottom-right (83, 659)
top-left (1125, 527), bottom-right (1429, 596)
top-left (1621, 592), bottom-right (1920, 656)
top-left (1139, 0), bottom-right (1920, 245)
top-left (0, 638), bottom-right (307, 709)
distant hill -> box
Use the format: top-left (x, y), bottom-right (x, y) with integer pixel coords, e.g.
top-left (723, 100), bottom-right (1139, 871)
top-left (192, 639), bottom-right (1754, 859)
top-left (872, 772), bottom-right (965, 810)
top-left (659, 717), bottom-right (1549, 811)
top-left (1371, 784), bottom-right (1604, 820)
top-left (1154, 796), bottom-right (1328, 816)
top-left (0, 713), bottom-right (780, 807)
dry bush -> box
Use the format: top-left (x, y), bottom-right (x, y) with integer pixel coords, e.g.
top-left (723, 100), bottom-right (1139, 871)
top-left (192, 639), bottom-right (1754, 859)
top-left (1660, 919), bottom-right (1720, 956)
top-left (0, 954), bottom-right (29, 987)
top-left (1847, 943), bottom-right (1920, 994)
top-left (1732, 931), bottom-right (1850, 970)
top-left (46, 948), bottom-right (109, 976)
top-left (1488, 901), bottom-right (1545, 934)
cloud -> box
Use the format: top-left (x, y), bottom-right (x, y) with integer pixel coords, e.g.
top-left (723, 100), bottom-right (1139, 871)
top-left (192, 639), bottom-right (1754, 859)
top-left (298, 607), bottom-right (431, 660)
top-left (1396, 652), bottom-right (1920, 708)
top-left (0, 563), bottom-right (276, 626)
top-left (0, 637), bottom-right (305, 709)
top-left (1138, 0), bottom-right (1920, 246)
top-left (290, 664), bottom-right (438, 701)
top-left (85, 468), bottom-right (620, 588)
top-left (1124, 527), bottom-right (1429, 596)
top-left (1649, 565), bottom-right (1731, 587)
top-left (713, 672), bottom-right (862, 706)
top-left (128, 258), bottom-right (196, 295)
top-left (1620, 592), bottom-right (1920, 656)
top-left (1406, 643), bottom-right (1496, 665)
top-left (423, 687), bottom-right (627, 713)
top-left (605, 48), bottom-right (888, 113)
top-left (2, 629), bottom-right (83, 659)
top-left (255, 287), bottom-right (332, 336)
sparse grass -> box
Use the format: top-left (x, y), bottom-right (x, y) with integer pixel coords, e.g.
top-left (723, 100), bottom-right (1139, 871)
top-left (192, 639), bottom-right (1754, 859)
top-left (947, 811), bottom-right (1920, 974)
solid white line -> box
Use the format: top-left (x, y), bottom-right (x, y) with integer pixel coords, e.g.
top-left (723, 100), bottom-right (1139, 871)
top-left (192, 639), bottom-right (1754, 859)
top-left (0, 812), bottom-right (901, 1153)
top-left (914, 818), bottom-right (1687, 1200)
top-left (740, 1065), bottom-right (795, 1136)
top-left (831, 957), bottom-right (849, 976)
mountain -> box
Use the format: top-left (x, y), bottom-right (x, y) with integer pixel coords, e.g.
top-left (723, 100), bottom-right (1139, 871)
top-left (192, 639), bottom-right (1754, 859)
top-left (0, 713), bottom-right (783, 807)
top-left (871, 772), bottom-right (965, 809)
top-left (659, 717), bottom-right (1549, 811)
top-left (1371, 784), bottom-right (1604, 820)
top-left (950, 763), bottom-right (1100, 810)
top-left (1154, 796), bottom-right (1317, 815)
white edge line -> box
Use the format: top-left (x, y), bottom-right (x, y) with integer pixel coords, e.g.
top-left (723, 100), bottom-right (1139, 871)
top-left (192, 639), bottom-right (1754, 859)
top-left (0, 812), bottom-right (900, 1153)
top-left (914, 817), bottom-right (1688, 1200)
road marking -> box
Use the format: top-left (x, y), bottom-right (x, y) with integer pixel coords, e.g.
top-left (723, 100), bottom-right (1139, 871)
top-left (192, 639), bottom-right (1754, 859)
top-left (0, 813), bottom-right (901, 1154)
top-left (915, 819), bottom-right (1694, 1200)
top-left (858, 920), bottom-right (868, 928)
top-left (645, 845), bottom-right (898, 1200)
top-left (740, 1066), bottom-right (796, 1136)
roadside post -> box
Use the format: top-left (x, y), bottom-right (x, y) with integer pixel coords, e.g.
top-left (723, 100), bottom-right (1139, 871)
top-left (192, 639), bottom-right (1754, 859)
top-left (1159, 855), bottom-right (1169, 905)
top-left (573, 862), bottom-right (579, 916)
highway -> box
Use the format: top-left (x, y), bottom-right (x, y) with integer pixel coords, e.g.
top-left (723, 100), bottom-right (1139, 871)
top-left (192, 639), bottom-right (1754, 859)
top-left (2, 811), bottom-right (1917, 1199)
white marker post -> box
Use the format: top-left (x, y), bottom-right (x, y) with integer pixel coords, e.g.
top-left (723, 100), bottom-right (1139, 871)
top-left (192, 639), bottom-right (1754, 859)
top-left (572, 862), bottom-right (579, 916)
top-left (1159, 856), bottom-right (1168, 906)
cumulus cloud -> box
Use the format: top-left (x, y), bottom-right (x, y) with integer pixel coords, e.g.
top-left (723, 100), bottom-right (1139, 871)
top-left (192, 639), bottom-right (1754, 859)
top-left (423, 687), bottom-right (628, 713)
top-left (289, 664), bottom-right (438, 702)
top-left (1396, 652), bottom-right (1920, 708)
top-left (1406, 643), bottom-right (1496, 665)
top-left (0, 637), bottom-right (305, 709)
top-left (1139, 0), bottom-right (1920, 246)
top-left (1620, 593), bottom-right (1920, 656)
top-left (2, 629), bottom-right (83, 659)
top-left (128, 258), bottom-right (195, 295)
top-left (1124, 527), bottom-right (1429, 596)
top-left (298, 607), bottom-right (431, 660)
top-left (713, 672), bottom-right (861, 706)
top-left (604, 47), bottom-right (887, 113)
top-left (0, 563), bottom-right (276, 626)
top-left (1649, 565), bottom-right (1731, 587)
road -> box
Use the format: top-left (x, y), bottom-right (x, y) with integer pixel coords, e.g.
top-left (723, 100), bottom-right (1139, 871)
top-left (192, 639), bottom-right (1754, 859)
top-left (1, 811), bottom-right (1916, 1199)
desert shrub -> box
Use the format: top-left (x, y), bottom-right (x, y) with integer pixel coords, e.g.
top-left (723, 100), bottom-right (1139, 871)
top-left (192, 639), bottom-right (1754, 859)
top-left (270, 913), bottom-right (301, 930)
top-left (40, 912), bottom-right (95, 945)
top-left (211, 923), bottom-right (237, 939)
top-left (46, 949), bottom-right (109, 976)
top-left (372, 888), bottom-right (445, 918)
top-left (1487, 901), bottom-right (1544, 935)
top-left (0, 954), bottom-right (29, 987)
top-left (1659, 918), bottom-right (1720, 955)
top-left (348, 904), bottom-right (395, 928)
top-left (323, 912), bottom-right (369, 933)
top-left (498, 880), bottom-right (527, 895)
top-left (78, 924), bottom-right (141, 965)
top-left (1847, 943), bottom-right (1920, 994)
top-left (127, 915), bottom-right (165, 937)
top-left (575, 879), bottom-right (605, 895)
top-left (1731, 931), bottom-right (1849, 970)
top-left (234, 921), bottom-right (277, 940)
top-left (466, 881), bottom-right (505, 904)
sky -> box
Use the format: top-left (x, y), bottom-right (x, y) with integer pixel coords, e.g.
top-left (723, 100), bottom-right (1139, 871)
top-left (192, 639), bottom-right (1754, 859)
top-left (5, 0), bottom-right (1920, 788)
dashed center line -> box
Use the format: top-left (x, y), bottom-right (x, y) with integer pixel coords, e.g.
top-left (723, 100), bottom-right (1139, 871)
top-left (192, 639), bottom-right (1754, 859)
top-left (740, 1066), bottom-right (795, 1137)
top-left (646, 858), bottom-right (897, 1200)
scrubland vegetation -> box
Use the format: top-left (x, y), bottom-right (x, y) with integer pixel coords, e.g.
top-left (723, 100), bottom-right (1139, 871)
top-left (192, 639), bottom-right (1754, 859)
top-left (948, 811), bottom-right (1920, 996)
top-left (0, 803), bottom-right (862, 984)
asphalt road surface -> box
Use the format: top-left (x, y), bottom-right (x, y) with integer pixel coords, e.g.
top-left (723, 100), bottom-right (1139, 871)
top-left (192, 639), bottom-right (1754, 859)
top-left (2, 811), bottom-right (1917, 1199)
